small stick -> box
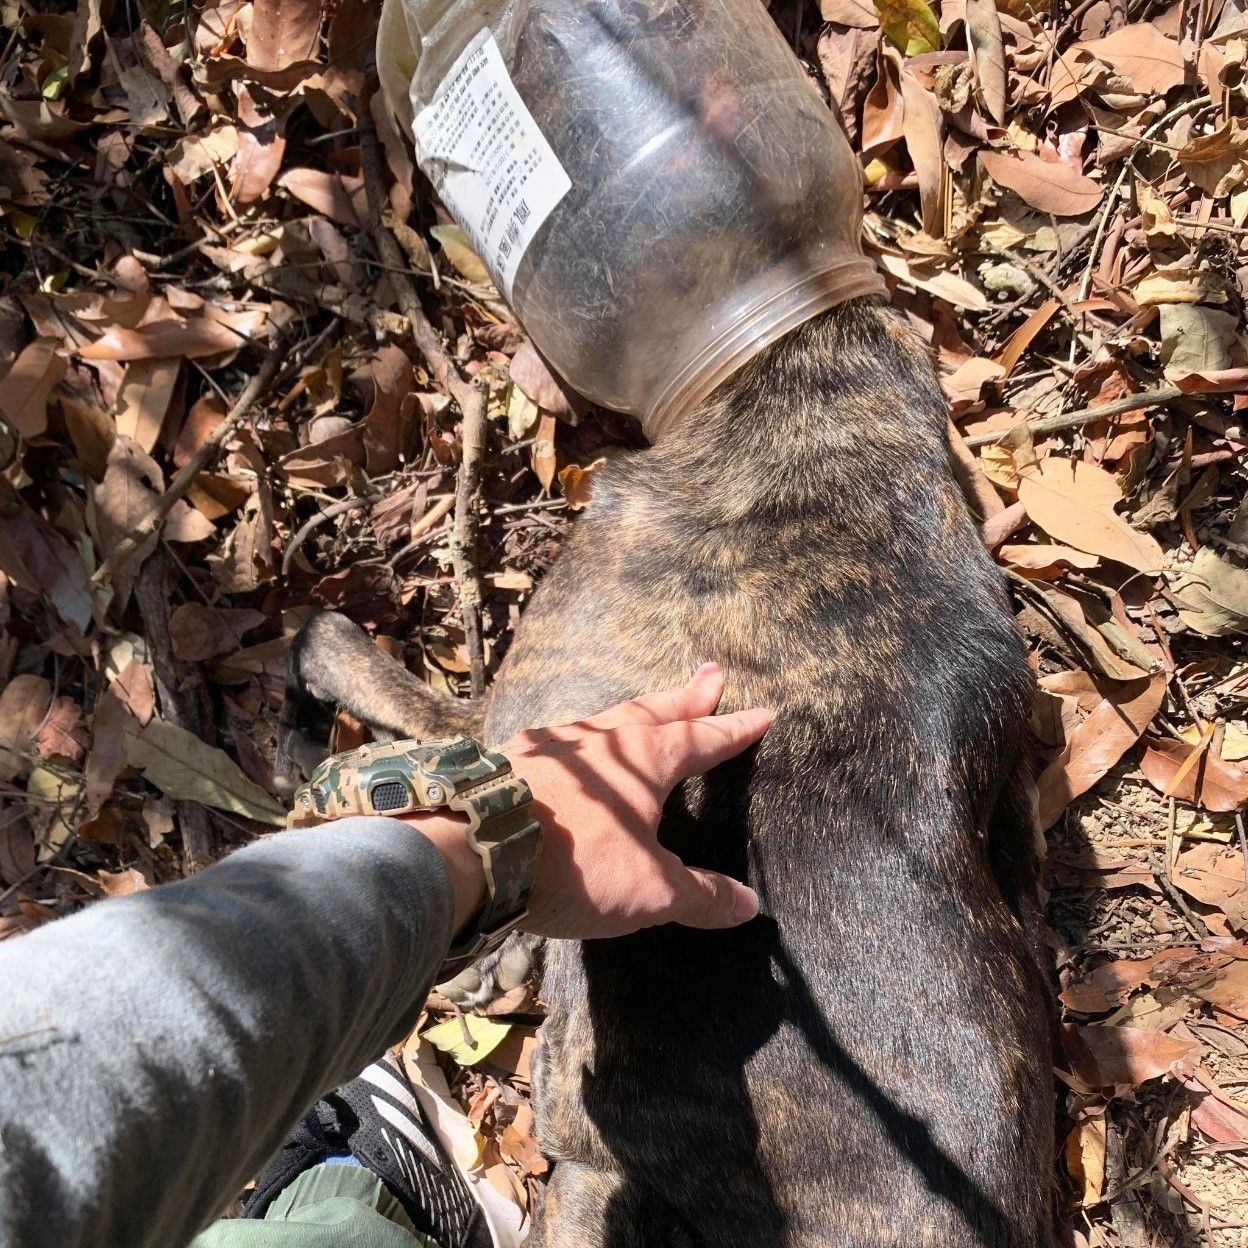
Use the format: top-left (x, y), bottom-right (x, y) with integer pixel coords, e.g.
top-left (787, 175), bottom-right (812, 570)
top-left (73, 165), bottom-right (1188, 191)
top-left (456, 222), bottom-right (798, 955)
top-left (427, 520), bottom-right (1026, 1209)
top-left (358, 115), bottom-right (477, 417)
top-left (963, 385), bottom-right (1184, 449)
top-left (450, 379), bottom-right (490, 698)
top-left (281, 493), bottom-right (377, 577)
top-left (93, 343), bottom-right (284, 588)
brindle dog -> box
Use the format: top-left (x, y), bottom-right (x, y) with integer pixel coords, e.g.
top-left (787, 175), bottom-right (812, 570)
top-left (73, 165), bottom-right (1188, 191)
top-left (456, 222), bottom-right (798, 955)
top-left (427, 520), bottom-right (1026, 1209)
top-left (279, 299), bottom-right (1055, 1248)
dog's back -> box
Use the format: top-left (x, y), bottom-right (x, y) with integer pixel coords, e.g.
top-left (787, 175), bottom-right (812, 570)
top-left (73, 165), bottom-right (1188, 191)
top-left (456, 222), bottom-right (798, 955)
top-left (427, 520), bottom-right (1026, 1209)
top-left (482, 301), bottom-right (1054, 1246)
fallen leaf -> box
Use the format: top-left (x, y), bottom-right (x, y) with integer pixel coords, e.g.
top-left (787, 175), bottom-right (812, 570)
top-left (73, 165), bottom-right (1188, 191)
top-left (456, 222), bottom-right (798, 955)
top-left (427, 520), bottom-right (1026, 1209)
top-left (422, 1015), bottom-right (512, 1067)
top-left (83, 687), bottom-right (134, 816)
top-left (1000, 543), bottom-right (1100, 577)
top-left (874, 0), bottom-right (941, 54)
top-left (430, 224), bottom-right (492, 285)
top-left (1140, 738), bottom-right (1248, 813)
top-left (80, 316), bottom-right (259, 362)
top-left (510, 341), bottom-right (576, 417)
top-left (28, 763), bottom-right (83, 861)
top-left (1037, 674), bottom-right (1166, 829)
top-left (247, 0), bottom-right (322, 71)
top-left (1078, 23), bottom-right (1186, 93)
top-left (169, 604), bottom-right (267, 661)
top-left (0, 675), bottom-right (52, 782)
top-left (97, 866), bottom-right (148, 897)
top-left (1017, 457), bottom-right (1164, 574)
top-left (1159, 304), bottom-right (1239, 380)
top-left (1193, 959), bottom-right (1248, 1021)
top-left (35, 697), bottom-right (87, 764)
top-left (87, 436), bottom-right (165, 609)
top-left (1174, 548), bottom-right (1248, 637)
top-left (115, 357), bottom-right (180, 451)
top-left (1065, 1115), bottom-right (1106, 1204)
top-left (980, 149), bottom-right (1103, 216)
top-left (0, 339), bottom-right (66, 438)
top-left (822, 0), bottom-right (879, 25)
top-left (965, 0), bottom-right (1007, 123)
top-left (1179, 120), bottom-right (1248, 197)
top-left (1066, 1023), bottom-right (1200, 1088)
top-left (123, 716), bottom-right (286, 824)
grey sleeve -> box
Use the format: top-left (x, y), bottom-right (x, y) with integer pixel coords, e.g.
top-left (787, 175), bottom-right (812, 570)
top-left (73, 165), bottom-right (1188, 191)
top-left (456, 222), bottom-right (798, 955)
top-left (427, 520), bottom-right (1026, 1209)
top-left (0, 817), bottom-right (455, 1248)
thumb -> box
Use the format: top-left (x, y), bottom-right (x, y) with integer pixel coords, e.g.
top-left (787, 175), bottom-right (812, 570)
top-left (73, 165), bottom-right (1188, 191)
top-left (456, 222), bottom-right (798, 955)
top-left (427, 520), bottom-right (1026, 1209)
top-left (668, 866), bottom-right (760, 929)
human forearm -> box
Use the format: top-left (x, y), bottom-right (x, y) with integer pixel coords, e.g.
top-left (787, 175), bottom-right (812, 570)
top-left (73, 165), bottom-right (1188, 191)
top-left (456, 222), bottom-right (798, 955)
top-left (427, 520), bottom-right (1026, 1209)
top-left (0, 818), bottom-right (455, 1248)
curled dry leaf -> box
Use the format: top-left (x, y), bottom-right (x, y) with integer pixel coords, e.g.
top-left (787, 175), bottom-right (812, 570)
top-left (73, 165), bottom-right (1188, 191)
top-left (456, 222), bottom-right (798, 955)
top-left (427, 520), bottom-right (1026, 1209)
top-left (0, 674), bottom-right (52, 782)
top-left (0, 339), bottom-right (67, 438)
top-left (1179, 120), bottom-right (1248, 198)
top-left (874, 0), bottom-right (941, 54)
top-left (247, 0), bottom-right (322, 72)
top-left (1169, 844), bottom-right (1248, 929)
top-left (1064, 1114), bottom-right (1106, 1205)
top-left (169, 603), bottom-right (267, 661)
top-left (1016, 457), bottom-right (1164, 574)
top-left (35, 697), bottom-right (88, 765)
top-left (1037, 673), bottom-right (1166, 829)
top-left (1077, 23), bottom-right (1186, 94)
top-left (80, 315), bottom-right (262, 362)
top-left (1065, 1023), bottom-right (1200, 1090)
top-left (980, 149), bottom-right (1103, 217)
top-left (964, 0), bottom-right (1007, 124)
top-left (123, 715), bottom-right (286, 825)
top-left (1140, 738), bottom-right (1248, 813)
top-left (558, 458), bottom-right (605, 511)
top-left (1174, 547), bottom-right (1248, 637)
top-left (509, 340), bottom-right (576, 417)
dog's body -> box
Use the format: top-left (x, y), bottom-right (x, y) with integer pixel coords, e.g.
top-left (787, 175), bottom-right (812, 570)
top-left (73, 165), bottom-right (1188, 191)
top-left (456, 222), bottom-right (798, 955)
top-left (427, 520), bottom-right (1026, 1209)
top-left (282, 301), bottom-right (1055, 1247)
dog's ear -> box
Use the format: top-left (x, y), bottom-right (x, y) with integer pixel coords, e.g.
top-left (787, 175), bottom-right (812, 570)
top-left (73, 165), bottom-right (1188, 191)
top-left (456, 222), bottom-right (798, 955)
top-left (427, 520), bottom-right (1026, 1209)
top-left (275, 611), bottom-right (487, 798)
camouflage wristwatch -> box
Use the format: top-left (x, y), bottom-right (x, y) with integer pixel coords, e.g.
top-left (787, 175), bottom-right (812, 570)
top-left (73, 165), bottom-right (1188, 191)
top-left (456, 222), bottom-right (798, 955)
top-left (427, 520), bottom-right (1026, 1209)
top-left (289, 737), bottom-right (543, 980)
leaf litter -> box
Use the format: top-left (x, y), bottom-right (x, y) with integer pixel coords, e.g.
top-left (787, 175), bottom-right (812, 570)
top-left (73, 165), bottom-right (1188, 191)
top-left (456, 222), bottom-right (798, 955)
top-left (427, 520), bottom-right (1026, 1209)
top-left (0, 0), bottom-right (1247, 1237)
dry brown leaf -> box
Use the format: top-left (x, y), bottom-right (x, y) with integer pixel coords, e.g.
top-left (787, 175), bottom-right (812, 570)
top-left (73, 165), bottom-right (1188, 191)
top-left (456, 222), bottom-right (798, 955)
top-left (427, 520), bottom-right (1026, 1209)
top-left (81, 316), bottom-right (259, 362)
top-left (247, 0), bottom-right (322, 71)
top-left (115, 357), bottom-right (180, 451)
top-left (97, 867), bottom-right (148, 898)
top-left (1077, 23), bottom-right (1186, 94)
top-left (0, 675), bottom-right (52, 783)
top-left (1037, 674), bottom-right (1166, 829)
top-left (1179, 120), bottom-right (1248, 197)
top-left (964, 0), bottom-right (1007, 123)
top-left (1066, 1023), bottom-right (1200, 1089)
top-left (124, 716), bottom-right (285, 824)
top-left (169, 604), bottom-right (267, 661)
top-left (821, 0), bottom-right (879, 25)
top-left (1140, 738), bottom-right (1248, 813)
top-left (1065, 1115), bottom-right (1106, 1204)
top-left (35, 697), bottom-right (88, 765)
top-left (1016, 457), bottom-right (1164, 574)
top-left (510, 341), bottom-right (576, 417)
top-left (980, 149), bottom-right (1103, 216)
top-left (0, 339), bottom-right (66, 438)
top-left (277, 168), bottom-right (367, 227)
top-left (87, 436), bottom-right (165, 609)
top-left (899, 66), bottom-right (945, 236)
top-left (1174, 548), bottom-right (1248, 637)
top-left (84, 688), bottom-right (135, 817)
top-left (1000, 543), bottom-right (1100, 577)
top-left (1193, 959), bottom-right (1248, 1021)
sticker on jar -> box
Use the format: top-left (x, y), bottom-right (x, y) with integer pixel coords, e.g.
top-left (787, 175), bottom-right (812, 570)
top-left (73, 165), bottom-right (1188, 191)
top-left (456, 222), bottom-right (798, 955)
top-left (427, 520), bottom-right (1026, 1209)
top-left (412, 30), bottom-right (571, 300)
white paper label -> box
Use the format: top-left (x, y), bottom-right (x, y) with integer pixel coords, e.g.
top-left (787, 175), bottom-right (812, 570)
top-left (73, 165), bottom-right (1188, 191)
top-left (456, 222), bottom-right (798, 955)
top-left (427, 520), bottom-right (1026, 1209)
top-left (412, 30), bottom-right (571, 300)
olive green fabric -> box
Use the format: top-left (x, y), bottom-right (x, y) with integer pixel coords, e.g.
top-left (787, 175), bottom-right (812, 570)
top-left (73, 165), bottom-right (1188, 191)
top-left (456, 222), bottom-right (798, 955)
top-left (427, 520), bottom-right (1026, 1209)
top-left (191, 1164), bottom-right (437, 1248)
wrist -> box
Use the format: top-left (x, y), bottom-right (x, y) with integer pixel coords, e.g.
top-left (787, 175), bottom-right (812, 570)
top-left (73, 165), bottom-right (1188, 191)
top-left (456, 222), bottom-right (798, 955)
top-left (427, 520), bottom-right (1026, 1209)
top-left (406, 812), bottom-right (487, 937)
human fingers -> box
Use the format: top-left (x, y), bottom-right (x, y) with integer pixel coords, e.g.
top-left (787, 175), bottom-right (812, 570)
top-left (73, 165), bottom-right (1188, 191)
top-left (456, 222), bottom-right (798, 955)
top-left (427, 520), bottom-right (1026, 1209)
top-left (665, 864), bottom-right (759, 929)
top-left (588, 664), bottom-right (724, 730)
top-left (658, 707), bottom-right (772, 784)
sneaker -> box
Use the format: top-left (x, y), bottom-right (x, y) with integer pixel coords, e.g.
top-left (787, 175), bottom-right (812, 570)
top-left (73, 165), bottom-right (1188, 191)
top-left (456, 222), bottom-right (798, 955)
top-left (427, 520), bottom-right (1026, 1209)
top-left (244, 1057), bottom-right (480, 1248)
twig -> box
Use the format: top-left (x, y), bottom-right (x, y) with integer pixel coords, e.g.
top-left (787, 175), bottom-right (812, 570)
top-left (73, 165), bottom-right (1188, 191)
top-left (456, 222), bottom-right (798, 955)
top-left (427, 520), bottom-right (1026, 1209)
top-left (963, 385), bottom-right (1184, 449)
top-left (449, 379), bottom-right (490, 698)
top-left (134, 550), bottom-right (218, 870)
top-left (1147, 851), bottom-right (1210, 941)
top-left (92, 342), bottom-right (284, 588)
top-left (281, 493), bottom-right (378, 577)
top-left (358, 114), bottom-right (477, 416)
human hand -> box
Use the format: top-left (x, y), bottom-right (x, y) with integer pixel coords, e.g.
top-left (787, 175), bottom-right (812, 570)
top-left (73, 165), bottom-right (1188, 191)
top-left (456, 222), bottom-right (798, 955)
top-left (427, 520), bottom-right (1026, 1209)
top-left (499, 664), bottom-right (770, 940)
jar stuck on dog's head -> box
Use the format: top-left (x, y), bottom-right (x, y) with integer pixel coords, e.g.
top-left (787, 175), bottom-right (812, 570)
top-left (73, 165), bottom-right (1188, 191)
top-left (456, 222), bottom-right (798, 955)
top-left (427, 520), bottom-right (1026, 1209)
top-left (377, 0), bottom-right (886, 441)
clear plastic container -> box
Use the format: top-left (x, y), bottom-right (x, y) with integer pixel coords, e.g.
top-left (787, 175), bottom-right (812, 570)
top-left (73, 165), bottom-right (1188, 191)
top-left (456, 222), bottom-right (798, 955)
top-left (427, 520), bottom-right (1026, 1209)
top-left (377, 0), bottom-right (886, 437)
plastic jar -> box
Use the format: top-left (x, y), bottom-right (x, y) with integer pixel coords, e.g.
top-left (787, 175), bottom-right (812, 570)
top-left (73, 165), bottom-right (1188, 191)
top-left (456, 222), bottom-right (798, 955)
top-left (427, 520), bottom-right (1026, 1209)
top-left (377, 0), bottom-right (886, 439)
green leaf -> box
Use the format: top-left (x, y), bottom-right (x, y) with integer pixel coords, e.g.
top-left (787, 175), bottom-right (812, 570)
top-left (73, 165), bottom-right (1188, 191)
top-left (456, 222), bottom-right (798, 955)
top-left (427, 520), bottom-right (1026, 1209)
top-left (124, 717), bottom-right (286, 824)
top-left (423, 1015), bottom-right (512, 1066)
top-left (41, 65), bottom-right (69, 100)
top-left (874, 0), bottom-right (940, 54)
